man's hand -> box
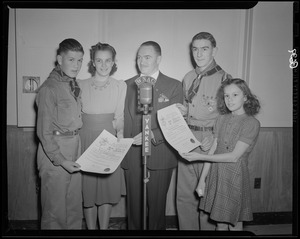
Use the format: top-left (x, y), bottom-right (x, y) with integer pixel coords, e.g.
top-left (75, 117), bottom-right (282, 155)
top-left (133, 131), bottom-right (155, 145)
top-left (117, 135), bottom-right (124, 142)
top-left (176, 103), bottom-right (188, 116)
top-left (60, 160), bottom-right (81, 173)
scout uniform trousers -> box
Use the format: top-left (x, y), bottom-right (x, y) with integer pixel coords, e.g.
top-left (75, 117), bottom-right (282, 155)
top-left (177, 130), bottom-right (216, 230)
top-left (37, 134), bottom-right (82, 229)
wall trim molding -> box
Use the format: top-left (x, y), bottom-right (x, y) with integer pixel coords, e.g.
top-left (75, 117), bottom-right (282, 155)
top-left (7, 212), bottom-right (293, 230)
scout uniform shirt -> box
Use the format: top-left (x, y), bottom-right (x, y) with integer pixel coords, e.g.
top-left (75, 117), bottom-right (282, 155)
top-left (36, 65), bottom-right (83, 166)
top-left (183, 59), bottom-right (231, 128)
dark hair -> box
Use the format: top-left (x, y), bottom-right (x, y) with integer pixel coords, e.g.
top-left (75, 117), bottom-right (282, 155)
top-left (217, 78), bottom-right (261, 116)
top-left (191, 32), bottom-right (216, 48)
top-left (57, 38), bottom-right (84, 56)
top-left (88, 42), bottom-right (117, 76)
top-left (140, 41), bottom-right (162, 56)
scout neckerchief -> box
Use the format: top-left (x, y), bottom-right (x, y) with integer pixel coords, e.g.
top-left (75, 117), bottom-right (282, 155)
top-left (186, 63), bottom-right (222, 103)
top-left (69, 78), bottom-right (80, 99)
top-left (52, 65), bottom-right (81, 101)
top-left (59, 70), bottom-right (80, 100)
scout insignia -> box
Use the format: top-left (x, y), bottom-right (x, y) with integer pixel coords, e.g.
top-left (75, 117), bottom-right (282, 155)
top-left (201, 95), bottom-right (216, 112)
top-left (158, 93), bottom-right (169, 103)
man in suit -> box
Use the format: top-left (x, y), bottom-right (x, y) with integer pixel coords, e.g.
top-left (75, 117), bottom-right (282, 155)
top-left (121, 41), bottom-right (183, 230)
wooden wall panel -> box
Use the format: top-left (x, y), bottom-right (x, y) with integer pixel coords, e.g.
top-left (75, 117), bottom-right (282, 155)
top-left (6, 126), bottom-right (127, 220)
top-left (248, 128), bottom-right (293, 212)
top-left (6, 126), bottom-right (293, 220)
top-left (7, 126), bottom-right (39, 220)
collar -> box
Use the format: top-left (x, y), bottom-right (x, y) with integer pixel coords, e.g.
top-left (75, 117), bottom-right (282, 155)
top-left (53, 65), bottom-right (76, 82)
top-left (140, 70), bottom-right (159, 80)
top-left (195, 59), bottom-right (217, 75)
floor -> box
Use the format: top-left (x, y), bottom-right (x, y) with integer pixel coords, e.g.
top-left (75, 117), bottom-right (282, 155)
top-left (5, 218), bottom-right (294, 236)
top-left (244, 224), bottom-right (293, 236)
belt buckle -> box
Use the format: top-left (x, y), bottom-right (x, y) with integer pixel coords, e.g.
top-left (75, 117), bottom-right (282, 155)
top-left (194, 125), bottom-right (201, 131)
top-left (204, 127), bottom-right (213, 131)
top-left (67, 130), bottom-right (77, 136)
top-left (188, 124), bottom-right (214, 132)
top-left (53, 130), bottom-right (78, 136)
top-left (189, 125), bottom-right (198, 131)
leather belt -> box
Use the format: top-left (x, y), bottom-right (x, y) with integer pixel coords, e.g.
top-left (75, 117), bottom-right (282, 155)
top-left (188, 125), bottom-right (213, 132)
top-left (53, 129), bottom-right (79, 136)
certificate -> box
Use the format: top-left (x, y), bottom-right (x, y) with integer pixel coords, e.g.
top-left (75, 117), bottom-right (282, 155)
top-left (157, 104), bottom-right (201, 153)
top-left (76, 130), bottom-right (134, 174)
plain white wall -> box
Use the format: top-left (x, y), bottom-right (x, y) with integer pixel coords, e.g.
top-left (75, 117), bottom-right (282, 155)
top-left (7, 9), bottom-right (17, 125)
top-left (249, 2), bottom-right (293, 127)
top-left (15, 9), bottom-right (100, 126)
top-left (103, 9), bottom-right (247, 81)
top-left (9, 8), bottom-right (247, 126)
top-left (7, 3), bottom-right (294, 127)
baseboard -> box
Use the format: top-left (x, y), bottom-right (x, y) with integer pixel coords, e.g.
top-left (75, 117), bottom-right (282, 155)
top-left (6, 212), bottom-right (293, 230)
top-left (244, 212), bottom-right (293, 225)
top-left (165, 211), bottom-right (293, 228)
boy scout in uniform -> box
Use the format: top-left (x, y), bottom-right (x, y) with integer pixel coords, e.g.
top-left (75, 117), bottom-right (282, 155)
top-left (36, 38), bottom-right (84, 229)
top-left (176, 32), bottom-right (232, 230)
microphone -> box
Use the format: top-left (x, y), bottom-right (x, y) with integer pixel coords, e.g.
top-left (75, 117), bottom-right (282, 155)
top-left (139, 82), bottom-right (152, 114)
top-left (136, 76), bottom-right (156, 115)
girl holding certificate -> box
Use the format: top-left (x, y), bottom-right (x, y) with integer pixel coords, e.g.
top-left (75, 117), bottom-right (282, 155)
top-left (180, 78), bottom-right (261, 231)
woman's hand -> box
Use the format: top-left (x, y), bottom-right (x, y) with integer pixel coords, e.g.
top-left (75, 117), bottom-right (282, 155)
top-left (196, 179), bottom-right (206, 198)
top-left (179, 151), bottom-right (203, 162)
top-left (133, 132), bottom-right (142, 145)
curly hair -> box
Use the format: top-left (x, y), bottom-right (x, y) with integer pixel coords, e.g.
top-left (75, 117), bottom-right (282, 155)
top-left (217, 78), bottom-right (261, 116)
top-left (88, 42), bottom-right (117, 76)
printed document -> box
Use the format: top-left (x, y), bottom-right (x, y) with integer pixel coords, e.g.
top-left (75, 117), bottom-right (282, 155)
top-left (157, 104), bottom-right (201, 153)
top-left (76, 130), bottom-right (134, 174)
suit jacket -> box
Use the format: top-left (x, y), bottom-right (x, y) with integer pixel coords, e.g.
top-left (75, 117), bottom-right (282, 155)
top-left (121, 72), bottom-right (183, 170)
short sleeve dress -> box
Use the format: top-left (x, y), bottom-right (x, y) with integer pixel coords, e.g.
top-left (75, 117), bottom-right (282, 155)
top-left (78, 77), bottom-right (127, 207)
top-left (199, 113), bottom-right (260, 226)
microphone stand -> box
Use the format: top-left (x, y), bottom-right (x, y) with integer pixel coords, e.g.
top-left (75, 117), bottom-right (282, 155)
top-left (137, 77), bottom-right (155, 230)
top-left (142, 104), bottom-right (151, 230)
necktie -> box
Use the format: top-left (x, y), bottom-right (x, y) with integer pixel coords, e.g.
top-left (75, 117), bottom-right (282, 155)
top-left (186, 65), bottom-right (223, 103)
top-left (186, 74), bottom-right (203, 103)
top-left (69, 79), bottom-right (80, 98)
